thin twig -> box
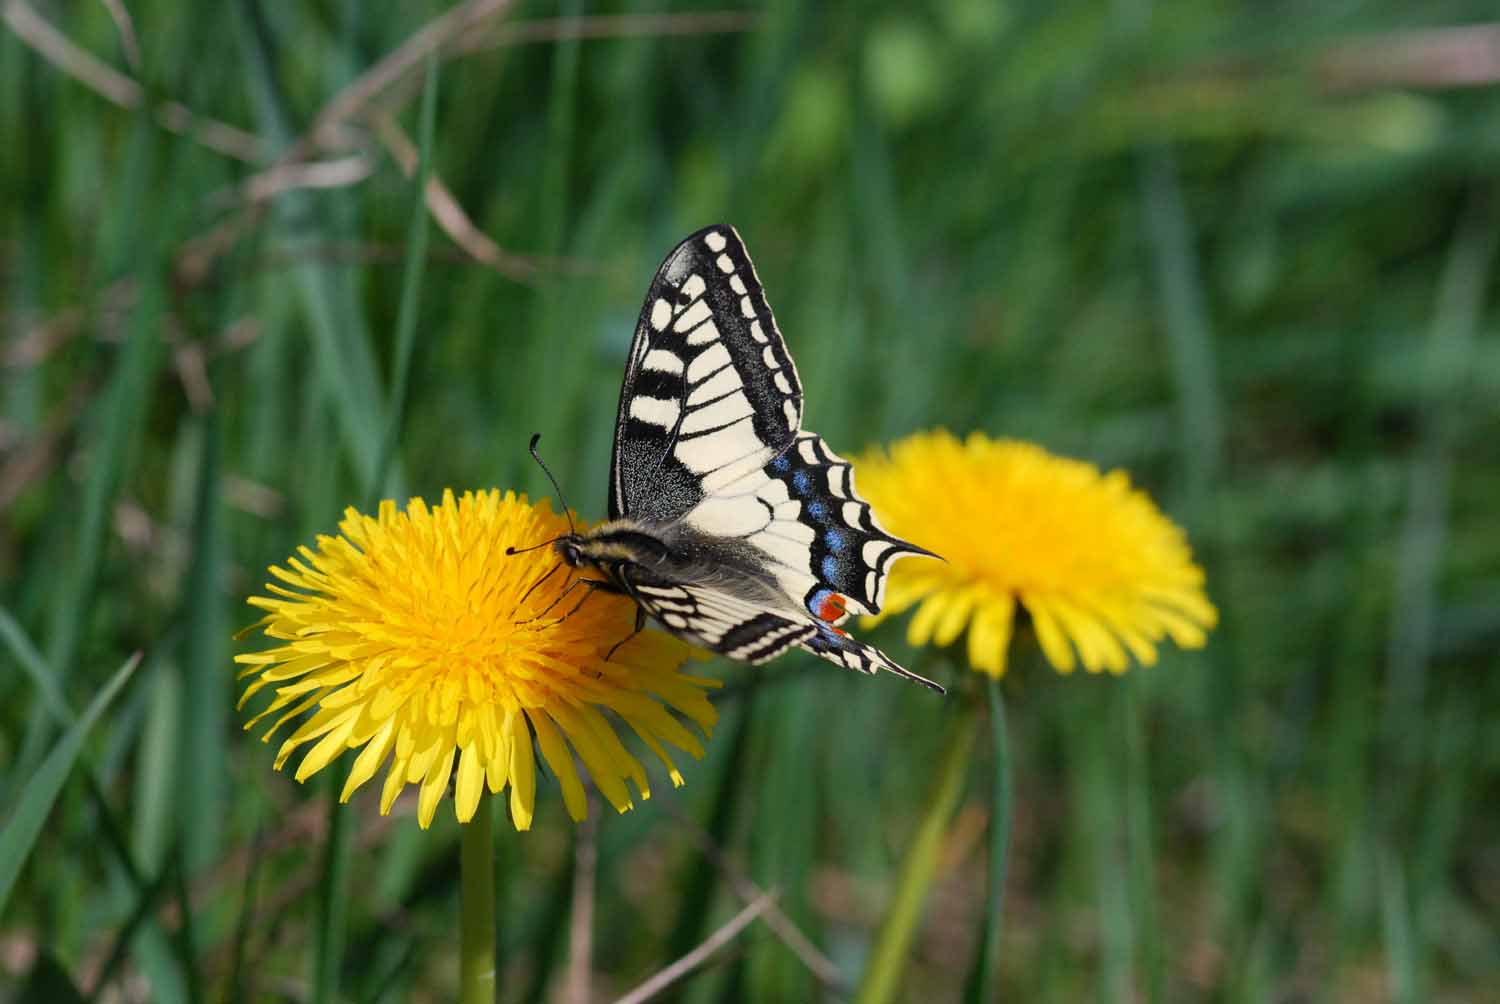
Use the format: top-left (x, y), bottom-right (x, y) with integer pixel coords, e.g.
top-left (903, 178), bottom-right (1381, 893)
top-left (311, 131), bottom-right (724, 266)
top-left (668, 804), bottom-right (847, 992)
top-left (5, 1), bottom-right (138, 106)
top-left (0, 378), bottom-right (95, 510)
top-left (223, 154), bottom-right (376, 208)
top-left (3, 0), bottom-right (267, 162)
top-left (370, 111), bottom-right (540, 281)
top-left (611, 893), bottom-right (778, 1004)
top-left (3, 306), bottom-right (85, 367)
top-left (175, 212), bottom-right (260, 288)
top-left (223, 475), bottom-right (284, 520)
top-left (380, 9), bottom-right (760, 118)
top-left (98, 0), bottom-right (141, 73)
top-left (291, 0), bottom-right (516, 158)
top-left (182, 0), bottom-right (538, 283)
top-left (455, 9), bottom-right (759, 53)
top-left (172, 342), bottom-right (214, 413)
top-left (1319, 22), bottom-right (1500, 92)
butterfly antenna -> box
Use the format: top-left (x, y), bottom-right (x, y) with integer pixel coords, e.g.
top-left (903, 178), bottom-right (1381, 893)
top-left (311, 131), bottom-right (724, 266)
top-left (528, 433), bottom-right (577, 536)
top-left (503, 434), bottom-right (580, 556)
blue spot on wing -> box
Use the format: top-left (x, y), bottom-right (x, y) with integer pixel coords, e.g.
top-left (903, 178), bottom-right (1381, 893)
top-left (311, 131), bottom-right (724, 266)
top-left (807, 501), bottom-right (827, 519)
top-left (821, 555), bottom-right (839, 580)
top-left (808, 588), bottom-right (832, 616)
top-left (825, 528), bottom-right (846, 551)
top-left (792, 471), bottom-right (811, 493)
top-left (771, 456), bottom-right (790, 472)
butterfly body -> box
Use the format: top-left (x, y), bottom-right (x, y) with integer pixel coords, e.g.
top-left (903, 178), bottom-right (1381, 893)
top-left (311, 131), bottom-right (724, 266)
top-left (566, 225), bottom-right (943, 692)
top-left (560, 517), bottom-right (829, 638)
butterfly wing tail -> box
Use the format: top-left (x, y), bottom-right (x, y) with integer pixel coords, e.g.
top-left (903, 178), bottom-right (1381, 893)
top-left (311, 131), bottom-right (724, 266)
top-left (799, 626), bottom-right (945, 694)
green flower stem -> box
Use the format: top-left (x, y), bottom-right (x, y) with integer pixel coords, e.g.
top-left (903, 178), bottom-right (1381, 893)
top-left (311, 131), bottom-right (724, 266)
top-left (460, 792), bottom-right (496, 1004)
top-left (856, 699), bottom-right (981, 1004)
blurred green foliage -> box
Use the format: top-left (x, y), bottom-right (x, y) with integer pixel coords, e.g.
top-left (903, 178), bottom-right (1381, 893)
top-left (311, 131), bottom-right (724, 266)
top-left (2, 0), bottom-right (1498, 1001)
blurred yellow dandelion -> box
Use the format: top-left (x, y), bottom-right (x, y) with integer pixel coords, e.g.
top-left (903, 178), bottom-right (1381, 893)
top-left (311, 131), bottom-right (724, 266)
top-left (856, 430), bottom-right (1217, 677)
top-left (234, 489), bottom-right (715, 830)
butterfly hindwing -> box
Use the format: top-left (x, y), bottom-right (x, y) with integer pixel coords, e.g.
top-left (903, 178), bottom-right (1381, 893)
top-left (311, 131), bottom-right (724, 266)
top-left (679, 432), bottom-right (931, 623)
top-left (617, 564), bottom-right (814, 664)
top-left (757, 432), bottom-right (930, 619)
top-left (800, 623), bottom-right (931, 684)
top-left (609, 226), bottom-right (803, 523)
top-left (617, 562), bottom-right (940, 690)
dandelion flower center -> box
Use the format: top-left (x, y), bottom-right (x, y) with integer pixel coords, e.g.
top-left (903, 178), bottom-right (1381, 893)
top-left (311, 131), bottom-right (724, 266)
top-left (235, 489), bottom-right (715, 830)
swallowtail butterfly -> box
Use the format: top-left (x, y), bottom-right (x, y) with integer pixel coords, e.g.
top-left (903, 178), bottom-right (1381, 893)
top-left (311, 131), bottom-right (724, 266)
top-left (528, 226), bottom-right (943, 693)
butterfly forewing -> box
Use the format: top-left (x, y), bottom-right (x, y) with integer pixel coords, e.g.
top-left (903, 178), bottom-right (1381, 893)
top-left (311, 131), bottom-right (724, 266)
top-left (609, 226), bottom-right (802, 523)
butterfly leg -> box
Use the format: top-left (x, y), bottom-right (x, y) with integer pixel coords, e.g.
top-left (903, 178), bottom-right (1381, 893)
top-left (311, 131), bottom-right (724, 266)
top-left (604, 606), bottom-right (648, 662)
top-left (560, 577), bottom-right (621, 622)
top-left (520, 572), bottom-right (615, 624)
top-left (516, 561), bottom-right (565, 609)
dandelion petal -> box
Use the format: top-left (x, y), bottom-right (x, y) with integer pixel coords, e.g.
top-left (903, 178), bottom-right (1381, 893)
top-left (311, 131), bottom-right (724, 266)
top-left (235, 490), bottom-right (713, 830)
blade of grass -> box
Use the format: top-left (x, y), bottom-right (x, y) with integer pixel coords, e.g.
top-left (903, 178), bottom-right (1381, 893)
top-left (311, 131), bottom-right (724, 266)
top-left (516, 0), bottom-right (582, 498)
top-left (313, 775), bottom-right (353, 1004)
top-left (964, 679), bottom-right (1012, 1004)
top-left (0, 604), bottom-right (74, 724)
top-left (747, 683), bottom-right (821, 1002)
top-left (1, 612), bottom-right (194, 995)
top-left (663, 698), bottom-right (757, 974)
top-left (232, 0), bottom-right (390, 491)
top-left (370, 53), bottom-right (438, 506)
top-left (1412, 693), bottom-right (1476, 979)
top-left (1384, 192), bottom-right (1495, 739)
top-left (1122, 674), bottom-right (1162, 1003)
top-left (522, 844), bottom-right (577, 1004)
top-left (21, 951), bottom-right (88, 1004)
top-left (14, 108), bottom-right (166, 787)
top-left (1381, 194), bottom-right (1495, 993)
top-left (133, 659), bottom-right (181, 871)
top-left (1136, 139), bottom-right (1247, 989)
top-left (181, 412), bottom-right (228, 870)
top-left (226, 820), bottom-right (266, 1004)
top-left (855, 701), bottom-right (980, 1004)
top-left (564, 800), bottom-right (597, 1004)
top-left (1137, 144), bottom-right (1223, 506)
top-left (1379, 847), bottom-right (1418, 1004)
top-left (0, 650), bottom-right (142, 913)
top-left (88, 855), bottom-right (174, 1001)
top-left (168, 844), bottom-right (203, 1001)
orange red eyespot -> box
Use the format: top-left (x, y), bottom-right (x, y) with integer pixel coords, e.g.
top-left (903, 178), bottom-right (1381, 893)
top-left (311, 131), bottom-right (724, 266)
top-left (814, 592), bottom-right (848, 624)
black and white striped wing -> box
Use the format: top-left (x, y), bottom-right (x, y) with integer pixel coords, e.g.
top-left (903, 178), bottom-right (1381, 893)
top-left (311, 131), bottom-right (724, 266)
top-left (619, 566), bottom-right (941, 692)
top-left (617, 565), bottom-right (815, 664)
top-left (609, 225), bottom-right (802, 523)
top-left (607, 225), bottom-right (942, 693)
top-left (681, 432), bottom-right (932, 621)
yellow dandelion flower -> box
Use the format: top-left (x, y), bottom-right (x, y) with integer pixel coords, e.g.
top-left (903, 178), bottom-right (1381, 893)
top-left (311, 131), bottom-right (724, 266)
top-left (856, 430), bottom-right (1217, 677)
top-left (234, 489), bottom-right (716, 830)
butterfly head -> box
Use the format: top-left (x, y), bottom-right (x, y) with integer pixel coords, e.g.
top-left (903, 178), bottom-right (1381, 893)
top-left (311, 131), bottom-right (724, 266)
top-left (556, 522), bottom-right (654, 566)
top-left (555, 535), bottom-right (586, 568)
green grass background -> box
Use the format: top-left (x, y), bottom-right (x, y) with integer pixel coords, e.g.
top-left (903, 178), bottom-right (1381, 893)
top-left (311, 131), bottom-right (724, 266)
top-left (3, 1), bottom-right (1498, 1000)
